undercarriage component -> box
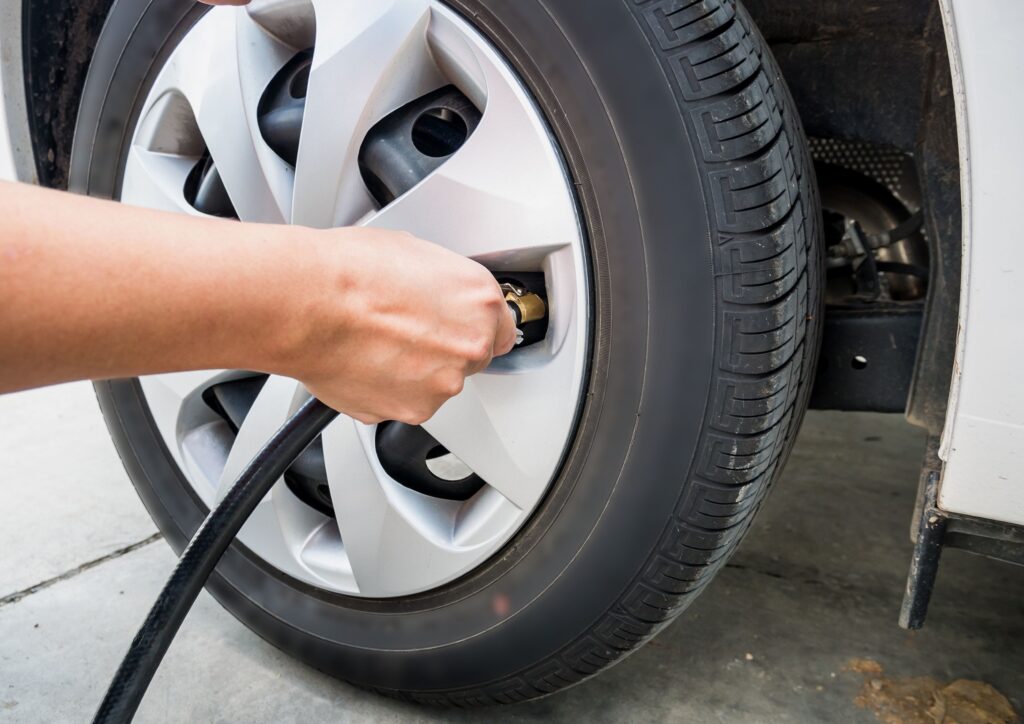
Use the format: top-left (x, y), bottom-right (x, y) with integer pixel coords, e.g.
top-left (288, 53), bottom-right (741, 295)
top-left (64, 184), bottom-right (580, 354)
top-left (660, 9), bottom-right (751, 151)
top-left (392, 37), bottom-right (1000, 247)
top-left (816, 160), bottom-right (928, 304)
top-left (810, 305), bottom-right (923, 412)
top-left (901, 470), bottom-right (1024, 629)
top-left (900, 471), bottom-right (945, 629)
top-left (809, 140), bottom-right (929, 413)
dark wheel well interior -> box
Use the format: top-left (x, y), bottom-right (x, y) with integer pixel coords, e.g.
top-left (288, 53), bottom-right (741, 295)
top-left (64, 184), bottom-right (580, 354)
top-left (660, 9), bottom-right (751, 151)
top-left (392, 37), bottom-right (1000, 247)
top-left (23, 0), bottom-right (115, 191)
top-left (744, 0), bottom-right (961, 437)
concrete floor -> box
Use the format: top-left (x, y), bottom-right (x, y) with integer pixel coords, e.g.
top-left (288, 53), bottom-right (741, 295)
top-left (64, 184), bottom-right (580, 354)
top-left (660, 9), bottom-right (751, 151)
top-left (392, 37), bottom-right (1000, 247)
top-left (1, 383), bottom-right (1021, 723)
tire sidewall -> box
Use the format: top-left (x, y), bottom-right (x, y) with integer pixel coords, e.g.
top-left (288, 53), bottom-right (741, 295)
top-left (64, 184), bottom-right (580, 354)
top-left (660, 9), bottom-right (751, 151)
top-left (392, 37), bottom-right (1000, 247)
top-left (75, 0), bottom-right (718, 692)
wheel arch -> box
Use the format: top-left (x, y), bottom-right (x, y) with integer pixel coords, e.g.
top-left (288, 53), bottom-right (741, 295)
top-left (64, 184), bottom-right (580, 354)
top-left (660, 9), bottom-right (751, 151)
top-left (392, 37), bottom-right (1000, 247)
top-left (18, 0), bottom-right (115, 189)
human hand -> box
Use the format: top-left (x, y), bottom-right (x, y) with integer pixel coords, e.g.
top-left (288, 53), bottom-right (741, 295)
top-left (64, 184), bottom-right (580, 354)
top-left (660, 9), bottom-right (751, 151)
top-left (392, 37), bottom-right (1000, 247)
top-left (277, 227), bottom-right (518, 425)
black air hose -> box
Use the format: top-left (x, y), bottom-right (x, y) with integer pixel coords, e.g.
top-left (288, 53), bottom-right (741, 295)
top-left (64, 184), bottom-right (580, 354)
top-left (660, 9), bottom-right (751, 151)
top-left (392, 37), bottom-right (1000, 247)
top-left (94, 397), bottom-right (339, 724)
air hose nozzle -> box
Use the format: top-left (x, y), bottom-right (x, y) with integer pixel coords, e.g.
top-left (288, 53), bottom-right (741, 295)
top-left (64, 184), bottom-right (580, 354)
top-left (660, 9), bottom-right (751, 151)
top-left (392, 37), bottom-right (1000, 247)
top-left (501, 282), bottom-right (547, 327)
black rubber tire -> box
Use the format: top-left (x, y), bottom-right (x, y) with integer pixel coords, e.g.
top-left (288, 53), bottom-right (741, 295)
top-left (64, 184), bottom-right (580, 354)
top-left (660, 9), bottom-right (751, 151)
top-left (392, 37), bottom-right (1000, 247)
top-left (70, 0), bottom-right (823, 706)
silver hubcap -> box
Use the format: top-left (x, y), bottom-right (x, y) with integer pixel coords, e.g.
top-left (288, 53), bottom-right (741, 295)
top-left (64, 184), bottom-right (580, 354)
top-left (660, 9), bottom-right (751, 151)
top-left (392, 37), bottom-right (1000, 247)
top-left (121, 0), bottom-right (588, 597)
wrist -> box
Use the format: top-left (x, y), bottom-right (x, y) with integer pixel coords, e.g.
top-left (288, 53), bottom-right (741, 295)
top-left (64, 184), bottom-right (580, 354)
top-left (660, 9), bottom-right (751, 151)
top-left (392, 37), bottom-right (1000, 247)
top-left (250, 225), bottom-right (347, 381)
top-left (251, 225), bottom-right (319, 377)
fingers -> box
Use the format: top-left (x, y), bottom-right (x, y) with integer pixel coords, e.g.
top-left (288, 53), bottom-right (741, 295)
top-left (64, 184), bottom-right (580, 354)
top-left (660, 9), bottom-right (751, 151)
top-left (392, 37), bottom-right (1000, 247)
top-left (291, 230), bottom-right (524, 425)
top-left (493, 303), bottom-right (519, 357)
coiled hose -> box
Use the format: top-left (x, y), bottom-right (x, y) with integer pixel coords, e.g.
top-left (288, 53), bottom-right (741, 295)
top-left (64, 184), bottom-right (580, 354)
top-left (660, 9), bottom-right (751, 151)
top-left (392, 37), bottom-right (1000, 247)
top-left (93, 396), bottom-right (339, 724)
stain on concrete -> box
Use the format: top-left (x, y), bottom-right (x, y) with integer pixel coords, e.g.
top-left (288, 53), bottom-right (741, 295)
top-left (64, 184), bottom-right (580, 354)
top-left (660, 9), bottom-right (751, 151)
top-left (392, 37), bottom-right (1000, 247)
top-left (848, 658), bottom-right (886, 675)
top-left (846, 658), bottom-right (1018, 723)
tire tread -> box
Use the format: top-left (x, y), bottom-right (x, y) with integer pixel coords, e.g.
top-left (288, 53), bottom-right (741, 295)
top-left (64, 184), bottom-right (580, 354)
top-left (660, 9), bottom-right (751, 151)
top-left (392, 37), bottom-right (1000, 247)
top-left (381, 0), bottom-right (823, 707)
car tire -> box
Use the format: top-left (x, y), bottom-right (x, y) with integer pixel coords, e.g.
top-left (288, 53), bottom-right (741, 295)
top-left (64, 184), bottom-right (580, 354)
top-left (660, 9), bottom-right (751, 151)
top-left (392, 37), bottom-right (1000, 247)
top-left (70, 0), bottom-right (822, 705)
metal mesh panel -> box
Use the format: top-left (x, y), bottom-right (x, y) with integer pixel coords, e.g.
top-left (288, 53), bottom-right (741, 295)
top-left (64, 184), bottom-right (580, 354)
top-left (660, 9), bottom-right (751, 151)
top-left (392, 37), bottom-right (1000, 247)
top-left (810, 137), bottom-right (919, 209)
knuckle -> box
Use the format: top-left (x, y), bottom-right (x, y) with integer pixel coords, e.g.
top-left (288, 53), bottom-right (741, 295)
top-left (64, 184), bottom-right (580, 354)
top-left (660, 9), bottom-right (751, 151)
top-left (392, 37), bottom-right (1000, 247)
top-left (469, 266), bottom-right (498, 292)
top-left (398, 405), bottom-right (431, 425)
top-left (440, 373), bottom-right (465, 398)
top-left (495, 334), bottom-right (515, 357)
top-left (466, 337), bottom-right (493, 364)
top-left (404, 411), bottom-right (431, 426)
top-left (479, 266), bottom-right (499, 286)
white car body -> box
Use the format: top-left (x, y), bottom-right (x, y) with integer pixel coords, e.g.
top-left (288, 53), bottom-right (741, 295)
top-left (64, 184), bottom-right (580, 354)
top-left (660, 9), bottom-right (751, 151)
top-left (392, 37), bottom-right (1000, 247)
top-left (938, 0), bottom-right (1024, 526)
top-left (0, 0), bottom-right (28, 183)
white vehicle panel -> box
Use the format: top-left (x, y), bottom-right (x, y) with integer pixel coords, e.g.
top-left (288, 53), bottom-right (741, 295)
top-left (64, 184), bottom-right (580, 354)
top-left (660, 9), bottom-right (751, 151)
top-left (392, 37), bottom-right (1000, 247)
top-left (0, 0), bottom-right (33, 183)
top-left (939, 0), bottom-right (1024, 525)
top-left (0, 3), bottom-right (16, 182)
top-left (0, 96), bottom-right (13, 181)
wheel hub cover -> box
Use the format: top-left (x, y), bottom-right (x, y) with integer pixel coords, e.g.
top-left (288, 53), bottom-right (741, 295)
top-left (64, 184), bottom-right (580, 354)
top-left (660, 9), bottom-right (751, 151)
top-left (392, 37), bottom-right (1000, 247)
top-left (120, 0), bottom-right (589, 597)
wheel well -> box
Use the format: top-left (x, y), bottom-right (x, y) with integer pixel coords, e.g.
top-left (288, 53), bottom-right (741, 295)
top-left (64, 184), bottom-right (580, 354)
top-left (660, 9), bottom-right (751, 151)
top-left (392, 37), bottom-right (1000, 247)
top-left (745, 0), bottom-right (962, 436)
top-left (22, 0), bottom-right (114, 190)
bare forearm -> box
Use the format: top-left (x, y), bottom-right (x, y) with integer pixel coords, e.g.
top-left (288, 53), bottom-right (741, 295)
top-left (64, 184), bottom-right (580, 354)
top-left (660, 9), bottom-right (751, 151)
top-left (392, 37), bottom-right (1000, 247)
top-left (0, 181), bottom-right (513, 423)
top-left (0, 181), bottom-right (310, 391)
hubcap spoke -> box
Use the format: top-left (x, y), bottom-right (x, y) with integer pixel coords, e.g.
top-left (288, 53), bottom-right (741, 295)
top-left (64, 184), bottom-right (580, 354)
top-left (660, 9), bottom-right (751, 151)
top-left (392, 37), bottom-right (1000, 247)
top-left (322, 417), bottom-right (479, 596)
top-left (364, 14), bottom-right (578, 266)
top-left (139, 369), bottom-right (231, 501)
top-left (292, 0), bottom-right (438, 227)
top-left (246, 0), bottom-right (316, 49)
top-left (140, 370), bottom-right (228, 453)
top-left (121, 148), bottom-right (201, 216)
top-left (216, 375), bottom-right (304, 498)
top-left (421, 335), bottom-right (582, 510)
top-left (128, 9), bottom-right (294, 222)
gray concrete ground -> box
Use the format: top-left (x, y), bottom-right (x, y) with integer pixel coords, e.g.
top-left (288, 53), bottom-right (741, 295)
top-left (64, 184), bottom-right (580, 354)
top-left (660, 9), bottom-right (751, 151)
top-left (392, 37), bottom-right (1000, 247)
top-left (1, 382), bottom-right (1021, 722)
